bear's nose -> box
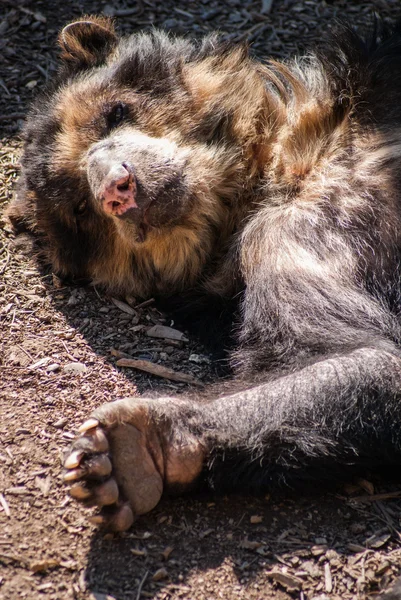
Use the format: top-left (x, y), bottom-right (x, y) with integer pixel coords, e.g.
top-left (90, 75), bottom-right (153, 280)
top-left (101, 163), bottom-right (138, 216)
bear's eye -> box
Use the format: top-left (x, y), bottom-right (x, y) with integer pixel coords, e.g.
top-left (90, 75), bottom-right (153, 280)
top-left (74, 199), bottom-right (87, 216)
top-left (106, 102), bottom-right (129, 130)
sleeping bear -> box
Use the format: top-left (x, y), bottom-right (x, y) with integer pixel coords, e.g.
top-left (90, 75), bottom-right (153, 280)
top-left (8, 15), bottom-right (401, 531)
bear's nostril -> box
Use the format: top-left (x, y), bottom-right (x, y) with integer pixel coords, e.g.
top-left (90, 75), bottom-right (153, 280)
top-left (117, 178), bottom-right (130, 192)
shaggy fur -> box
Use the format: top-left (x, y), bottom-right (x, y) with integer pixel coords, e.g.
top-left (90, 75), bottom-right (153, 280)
top-left (9, 16), bottom-right (401, 491)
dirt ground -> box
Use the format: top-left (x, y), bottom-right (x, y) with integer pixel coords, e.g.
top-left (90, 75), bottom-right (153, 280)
top-left (3, 1), bottom-right (401, 599)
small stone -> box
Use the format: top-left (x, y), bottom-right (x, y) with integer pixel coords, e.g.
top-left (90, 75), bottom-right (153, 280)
top-left (63, 362), bottom-right (87, 374)
top-left (46, 363), bottom-right (60, 372)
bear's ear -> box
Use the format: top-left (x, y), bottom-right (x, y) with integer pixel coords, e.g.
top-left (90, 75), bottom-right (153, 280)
top-left (58, 16), bottom-right (117, 71)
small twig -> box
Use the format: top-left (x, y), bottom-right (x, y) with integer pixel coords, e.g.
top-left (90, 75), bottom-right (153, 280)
top-left (135, 569), bottom-right (149, 600)
top-left (374, 501), bottom-right (401, 539)
top-left (107, 1), bottom-right (144, 18)
top-left (135, 298), bottom-right (155, 309)
top-left (235, 21), bottom-right (271, 43)
top-left (116, 357), bottom-right (202, 386)
top-left (61, 340), bottom-right (79, 362)
top-left (16, 344), bottom-right (34, 362)
top-left (348, 491), bottom-right (401, 503)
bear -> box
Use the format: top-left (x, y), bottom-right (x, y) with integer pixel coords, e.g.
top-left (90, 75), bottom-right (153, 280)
top-left (8, 15), bottom-right (401, 531)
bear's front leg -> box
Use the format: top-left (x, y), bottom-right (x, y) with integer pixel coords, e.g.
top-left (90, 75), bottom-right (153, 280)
top-left (63, 397), bottom-right (206, 531)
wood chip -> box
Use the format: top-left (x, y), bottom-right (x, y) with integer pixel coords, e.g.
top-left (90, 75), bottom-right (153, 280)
top-left (324, 562), bottom-right (332, 593)
top-left (152, 567), bottom-right (168, 581)
top-left (28, 357), bottom-right (52, 370)
top-left (311, 545), bottom-right (327, 556)
top-left (63, 362), bottom-right (87, 374)
top-left (250, 515), bottom-right (263, 524)
top-left (52, 417), bottom-right (68, 429)
top-left (116, 358), bottom-right (201, 385)
top-left (351, 491), bottom-right (401, 503)
top-left (35, 476), bottom-right (51, 497)
top-left (5, 487), bottom-right (32, 495)
top-left (348, 543), bottom-right (367, 553)
top-left (111, 298), bottom-right (138, 316)
top-left (241, 539), bottom-right (263, 550)
top-left (357, 478), bottom-right (375, 495)
top-left (130, 548), bottom-right (147, 557)
top-left (268, 571), bottom-right (302, 592)
top-left (365, 532), bottom-right (391, 549)
top-left (0, 493), bottom-right (10, 517)
top-left (146, 325), bottom-right (189, 342)
top-left (29, 558), bottom-right (60, 573)
top-left (261, 0), bottom-right (273, 14)
top-left (161, 546), bottom-right (174, 561)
